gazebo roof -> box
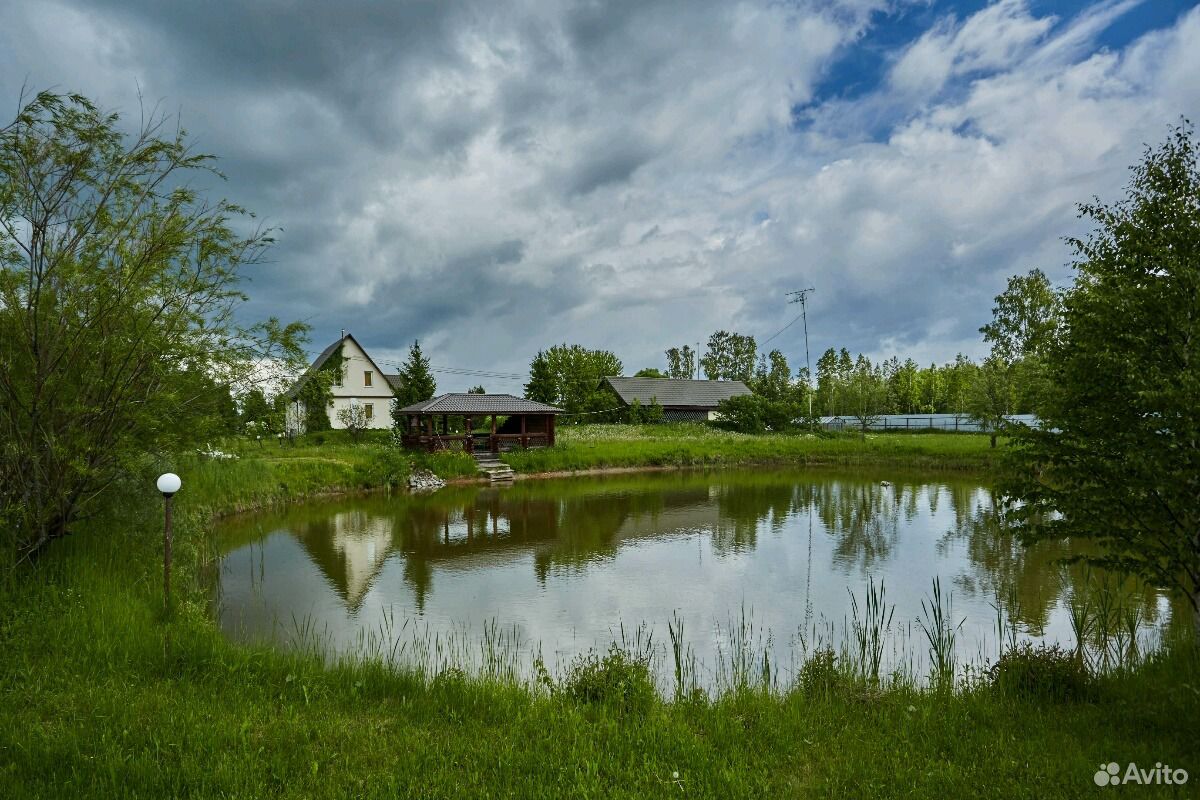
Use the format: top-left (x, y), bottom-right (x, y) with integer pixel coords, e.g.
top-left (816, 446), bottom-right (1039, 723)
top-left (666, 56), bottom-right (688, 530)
top-left (396, 393), bottom-right (563, 415)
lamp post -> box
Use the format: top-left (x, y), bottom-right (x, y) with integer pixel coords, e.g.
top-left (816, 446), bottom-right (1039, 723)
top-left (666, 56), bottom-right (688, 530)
top-left (156, 472), bottom-right (181, 612)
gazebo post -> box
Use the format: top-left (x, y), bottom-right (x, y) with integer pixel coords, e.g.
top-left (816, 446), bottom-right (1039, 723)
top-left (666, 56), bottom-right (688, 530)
top-left (520, 414), bottom-right (527, 449)
top-left (491, 414), bottom-right (497, 453)
top-left (548, 414), bottom-right (555, 446)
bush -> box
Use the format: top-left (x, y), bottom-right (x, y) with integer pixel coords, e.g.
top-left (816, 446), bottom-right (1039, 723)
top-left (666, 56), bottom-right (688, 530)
top-left (562, 644), bottom-right (657, 714)
top-left (716, 395), bottom-right (766, 433)
top-left (354, 446), bottom-right (413, 488)
top-left (987, 643), bottom-right (1093, 701)
top-left (796, 647), bottom-right (843, 697)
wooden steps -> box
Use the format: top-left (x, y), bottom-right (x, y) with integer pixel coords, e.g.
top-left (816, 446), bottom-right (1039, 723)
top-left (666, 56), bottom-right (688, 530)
top-left (473, 453), bottom-right (515, 483)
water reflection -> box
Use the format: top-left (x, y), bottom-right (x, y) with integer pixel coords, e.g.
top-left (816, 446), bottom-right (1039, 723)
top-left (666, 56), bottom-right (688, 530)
top-left (215, 469), bottom-right (1183, 685)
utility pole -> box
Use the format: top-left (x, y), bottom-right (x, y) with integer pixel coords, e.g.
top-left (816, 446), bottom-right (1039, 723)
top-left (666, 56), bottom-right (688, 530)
top-left (786, 288), bottom-right (815, 422)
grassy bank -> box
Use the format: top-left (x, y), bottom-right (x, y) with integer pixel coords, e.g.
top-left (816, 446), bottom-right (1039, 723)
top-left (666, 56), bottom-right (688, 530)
top-left (1, 440), bottom-right (1196, 798)
top-left (503, 424), bottom-right (998, 474)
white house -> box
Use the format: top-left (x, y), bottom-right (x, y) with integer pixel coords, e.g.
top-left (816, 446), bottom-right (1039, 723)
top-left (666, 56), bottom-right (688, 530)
top-left (285, 332), bottom-right (401, 433)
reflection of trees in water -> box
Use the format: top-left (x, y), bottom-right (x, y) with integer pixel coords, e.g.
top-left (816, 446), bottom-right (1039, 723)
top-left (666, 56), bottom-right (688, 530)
top-left (709, 480), bottom-right (799, 554)
top-left (936, 490), bottom-right (1167, 635)
top-left (802, 480), bottom-right (902, 572)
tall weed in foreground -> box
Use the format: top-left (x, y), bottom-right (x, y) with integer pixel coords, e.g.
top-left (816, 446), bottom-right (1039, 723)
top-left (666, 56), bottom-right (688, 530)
top-left (847, 576), bottom-right (894, 686)
top-left (918, 577), bottom-right (964, 690)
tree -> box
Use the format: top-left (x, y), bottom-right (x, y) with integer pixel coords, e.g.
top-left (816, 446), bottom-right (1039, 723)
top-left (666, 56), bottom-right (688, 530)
top-left (1000, 123), bottom-right (1200, 632)
top-left (943, 354), bottom-right (977, 417)
top-left (644, 396), bottom-right (665, 424)
top-left (967, 355), bottom-right (1014, 448)
top-left (816, 348), bottom-right (839, 416)
top-left (240, 388), bottom-right (273, 433)
top-left (0, 90), bottom-right (307, 558)
top-left (843, 355), bottom-right (885, 439)
top-left (634, 367), bottom-right (666, 378)
top-left (523, 344), bottom-right (623, 420)
top-left (524, 351), bottom-right (556, 404)
top-left (468, 385), bottom-right (486, 394)
top-left (664, 345), bottom-right (696, 380)
top-left (391, 339), bottom-right (436, 419)
top-left (980, 268), bottom-right (1063, 415)
top-left (336, 403), bottom-right (369, 442)
top-left (980, 268), bottom-right (1062, 363)
top-left (700, 330), bottom-right (757, 381)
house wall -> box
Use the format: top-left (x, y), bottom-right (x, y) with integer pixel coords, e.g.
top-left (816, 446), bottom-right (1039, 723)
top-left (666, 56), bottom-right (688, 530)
top-left (326, 337), bottom-right (395, 430)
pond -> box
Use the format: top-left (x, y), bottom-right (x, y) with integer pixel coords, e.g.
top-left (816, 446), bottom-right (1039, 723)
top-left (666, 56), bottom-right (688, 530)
top-left (214, 469), bottom-right (1179, 691)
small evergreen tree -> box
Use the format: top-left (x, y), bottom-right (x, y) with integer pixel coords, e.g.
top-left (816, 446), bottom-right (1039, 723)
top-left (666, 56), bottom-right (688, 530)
top-left (392, 340), bottom-right (436, 409)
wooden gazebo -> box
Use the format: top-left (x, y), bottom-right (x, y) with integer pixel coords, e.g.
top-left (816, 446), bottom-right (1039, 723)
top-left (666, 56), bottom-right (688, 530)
top-left (397, 394), bottom-right (563, 453)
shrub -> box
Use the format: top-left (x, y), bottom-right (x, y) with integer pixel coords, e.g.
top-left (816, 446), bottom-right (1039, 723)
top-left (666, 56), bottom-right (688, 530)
top-left (796, 647), bottom-right (843, 697)
top-left (716, 395), bottom-right (766, 433)
top-left (562, 644), bottom-right (657, 713)
top-left (987, 643), bottom-right (1093, 701)
top-left (355, 446), bottom-right (413, 488)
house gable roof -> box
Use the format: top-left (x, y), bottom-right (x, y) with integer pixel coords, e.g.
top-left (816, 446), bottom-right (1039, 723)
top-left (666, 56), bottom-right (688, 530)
top-left (601, 377), bottom-right (751, 409)
top-left (396, 393), bottom-right (563, 415)
top-left (285, 332), bottom-right (398, 399)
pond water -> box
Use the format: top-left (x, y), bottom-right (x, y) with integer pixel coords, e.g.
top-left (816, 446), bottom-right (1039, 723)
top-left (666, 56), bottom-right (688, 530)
top-left (214, 469), bottom-right (1178, 690)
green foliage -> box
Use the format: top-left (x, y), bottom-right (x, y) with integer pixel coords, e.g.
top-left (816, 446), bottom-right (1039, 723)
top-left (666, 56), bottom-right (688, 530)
top-left (1000, 122), bottom-right (1200, 630)
top-left (644, 395), bottom-right (665, 424)
top-left (700, 330), bottom-right (757, 381)
top-left (980, 268), bottom-right (1063, 363)
top-left (392, 340), bottom-right (436, 410)
top-left (354, 446), bottom-right (413, 489)
top-left (521, 343), bottom-right (622, 420)
top-left (240, 388), bottom-right (273, 432)
top-left (843, 355), bottom-right (886, 437)
top-left (987, 643), bottom-right (1093, 702)
top-left (467, 385), bottom-right (486, 394)
top-left (2, 442), bottom-right (1196, 796)
top-left (966, 355), bottom-right (1014, 448)
top-left (626, 398), bottom-right (643, 424)
top-left (715, 394), bottom-right (766, 433)
top-left (416, 450), bottom-right (480, 479)
top-left (561, 644), bottom-right (657, 714)
top-left (633, 367), bottom-right (666, 378)
top-left (336, 404), bottom-right (369, 442)
top-left (796, 647), bottom-right (842, 697)
top-left (664, 344), bottom-right (697, 379)
top-left (294, 344), bottom-right (344, 433)
top-left (502, 424), bottom-right (998, 473)
top-left (979, 268), bottom-right (1063, 416)
top-left (0, 90), bottom-right (308, 557)
top-left (524, 350), bottom-right (556, 403)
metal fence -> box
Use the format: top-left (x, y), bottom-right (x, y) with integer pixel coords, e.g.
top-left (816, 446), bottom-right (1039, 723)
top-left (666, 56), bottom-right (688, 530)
top-left (818, 413), bottom-right (1038, 432)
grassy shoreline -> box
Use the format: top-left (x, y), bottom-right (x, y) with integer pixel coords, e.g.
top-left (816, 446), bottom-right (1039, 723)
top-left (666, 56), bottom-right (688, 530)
top-left (502, 424), bottom-right (999, 474)
top-left (1, 428), bottom-right (1196, 798)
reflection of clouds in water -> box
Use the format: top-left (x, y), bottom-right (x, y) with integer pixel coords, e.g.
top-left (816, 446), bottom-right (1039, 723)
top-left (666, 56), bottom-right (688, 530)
top-left (214, 471), bottom-right (1182, 687)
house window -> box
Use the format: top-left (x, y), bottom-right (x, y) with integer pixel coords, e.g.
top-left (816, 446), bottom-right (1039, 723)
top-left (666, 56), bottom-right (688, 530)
top-left (333, 369), bottom-right (343, 388)
top-left (364, 370), bottom-right (373, 387)
top-left (364, 404), bottom-right (373, 420)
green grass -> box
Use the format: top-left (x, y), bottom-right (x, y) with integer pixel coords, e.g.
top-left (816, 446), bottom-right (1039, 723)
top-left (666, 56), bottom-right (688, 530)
top-left (0, 435), bottom-right (1196, 797)
top-left (503, 424), bottom-right (999, 474)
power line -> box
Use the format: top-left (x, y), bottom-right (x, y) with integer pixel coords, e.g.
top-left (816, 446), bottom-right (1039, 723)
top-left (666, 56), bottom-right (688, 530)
top-left (786, 287), bottom-right (816, 422)
top-left (761, 311), bottom-right (805, 345)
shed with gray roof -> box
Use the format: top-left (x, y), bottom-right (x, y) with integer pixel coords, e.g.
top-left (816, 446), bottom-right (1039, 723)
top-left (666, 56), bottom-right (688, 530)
top-left (601, 377), bottom-right (752, 421)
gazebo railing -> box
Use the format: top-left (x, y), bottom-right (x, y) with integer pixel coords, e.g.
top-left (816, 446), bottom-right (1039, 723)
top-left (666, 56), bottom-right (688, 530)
top-left (399, 432), bottom-right (549, 453)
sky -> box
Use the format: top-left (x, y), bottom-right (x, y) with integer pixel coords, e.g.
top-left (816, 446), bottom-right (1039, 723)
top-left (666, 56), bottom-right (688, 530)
top-left (2, 0), bottom-right (1198, 391)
